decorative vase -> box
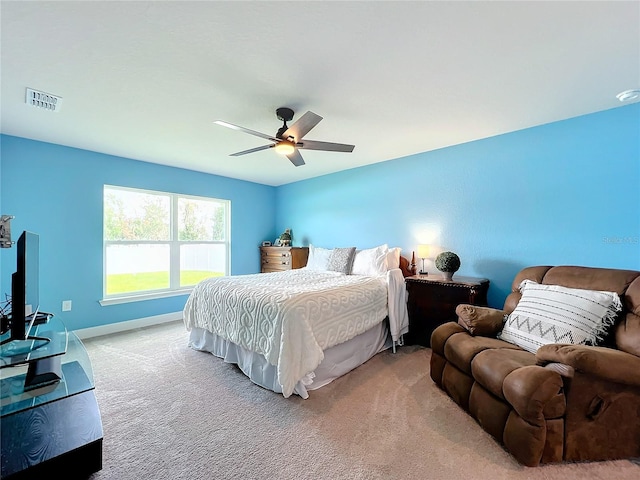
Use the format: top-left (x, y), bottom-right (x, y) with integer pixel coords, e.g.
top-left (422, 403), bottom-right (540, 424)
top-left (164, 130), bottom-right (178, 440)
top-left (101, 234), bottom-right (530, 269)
top-left (442, 271), bottom-right (454, 281)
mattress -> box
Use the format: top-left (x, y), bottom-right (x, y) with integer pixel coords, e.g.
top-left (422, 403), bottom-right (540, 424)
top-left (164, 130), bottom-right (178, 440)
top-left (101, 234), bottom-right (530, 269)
top-left (183, 269), bottom-right (405, 397)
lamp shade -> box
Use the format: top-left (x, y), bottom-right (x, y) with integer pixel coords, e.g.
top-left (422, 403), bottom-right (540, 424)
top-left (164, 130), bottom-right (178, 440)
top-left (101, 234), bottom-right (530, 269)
top-left (274, 141), bottom-right (295, 155)
top-left (417, 244), bottom-right (431, 259)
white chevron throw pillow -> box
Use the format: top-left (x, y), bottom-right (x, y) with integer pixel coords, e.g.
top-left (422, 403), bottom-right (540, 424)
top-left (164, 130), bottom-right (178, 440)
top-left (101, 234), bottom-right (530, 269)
top-left (498, 280), bottom-right (622, 353)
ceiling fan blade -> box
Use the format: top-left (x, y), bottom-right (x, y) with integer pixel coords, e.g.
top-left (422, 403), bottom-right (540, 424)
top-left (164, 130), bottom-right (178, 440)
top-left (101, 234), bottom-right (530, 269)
top-left (214, 120), bottom-right (279, 142)
top-left (282, 111), bottom-right (323, 141)
top-left (286, 149), bottom-right (305, 167)
top-left (230, 144), bottom-right (274, 156)
top-left (297, 139), bottom-right (355, 153)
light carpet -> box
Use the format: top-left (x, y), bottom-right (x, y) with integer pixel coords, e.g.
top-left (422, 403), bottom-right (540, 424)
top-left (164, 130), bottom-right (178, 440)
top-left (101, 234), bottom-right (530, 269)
top-left (83, 321), bottom-right (639, 480)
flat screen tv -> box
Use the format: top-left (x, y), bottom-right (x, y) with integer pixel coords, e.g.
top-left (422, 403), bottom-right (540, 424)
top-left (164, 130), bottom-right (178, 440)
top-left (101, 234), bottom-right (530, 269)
top-left (2, 231), bottom-right (42, 344)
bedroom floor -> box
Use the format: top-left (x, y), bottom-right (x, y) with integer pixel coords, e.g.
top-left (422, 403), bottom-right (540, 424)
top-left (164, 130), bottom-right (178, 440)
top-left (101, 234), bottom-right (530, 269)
top-left (82, 321), bottom-right (640, 480)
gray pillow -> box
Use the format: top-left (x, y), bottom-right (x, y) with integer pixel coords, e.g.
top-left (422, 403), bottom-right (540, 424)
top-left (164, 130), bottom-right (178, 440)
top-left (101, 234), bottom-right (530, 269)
top-left (326, 247), bottom-right (356, 274)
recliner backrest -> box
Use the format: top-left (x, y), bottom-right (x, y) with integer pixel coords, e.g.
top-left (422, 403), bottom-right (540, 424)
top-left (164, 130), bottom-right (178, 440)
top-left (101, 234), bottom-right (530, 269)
top-left (502, 265), bottom-right (640, 356)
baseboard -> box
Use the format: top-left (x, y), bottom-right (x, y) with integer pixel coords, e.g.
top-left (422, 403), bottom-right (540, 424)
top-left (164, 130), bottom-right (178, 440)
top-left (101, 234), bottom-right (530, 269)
top-left (73, 311), bottom-right (183, 340)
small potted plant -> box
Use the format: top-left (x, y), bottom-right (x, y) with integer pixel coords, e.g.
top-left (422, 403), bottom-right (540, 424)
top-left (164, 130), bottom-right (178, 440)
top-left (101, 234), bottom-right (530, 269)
top-left (435, 251), bottom-right (461, 281)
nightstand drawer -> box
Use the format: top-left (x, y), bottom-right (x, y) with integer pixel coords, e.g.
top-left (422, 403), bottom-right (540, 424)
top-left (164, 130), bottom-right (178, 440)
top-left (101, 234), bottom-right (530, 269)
top-left (261, 249), bottom-right (291, 260)
top-left (262, 264), bottom-right (291, 273)
top-left (262, 256), bottom-right (292, 268)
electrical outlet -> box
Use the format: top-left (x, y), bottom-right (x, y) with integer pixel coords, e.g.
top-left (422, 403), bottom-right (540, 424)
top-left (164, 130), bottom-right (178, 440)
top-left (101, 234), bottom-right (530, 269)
top-left (62, 300), bottom-right (72, 312)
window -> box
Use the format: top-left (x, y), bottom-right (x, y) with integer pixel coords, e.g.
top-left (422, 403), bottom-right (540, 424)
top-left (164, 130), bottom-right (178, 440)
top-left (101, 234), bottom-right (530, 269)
top-left (103, 185), bottom-right (230, 301)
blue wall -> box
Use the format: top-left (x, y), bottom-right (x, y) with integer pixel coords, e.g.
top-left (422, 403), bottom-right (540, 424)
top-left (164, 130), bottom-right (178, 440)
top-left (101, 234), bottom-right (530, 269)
top-left (2, 105), bottom-right (638, 329)
top-left (0, 135), bottom-right (276, 330)
top-left (276, 104), bottom-right (640, 307)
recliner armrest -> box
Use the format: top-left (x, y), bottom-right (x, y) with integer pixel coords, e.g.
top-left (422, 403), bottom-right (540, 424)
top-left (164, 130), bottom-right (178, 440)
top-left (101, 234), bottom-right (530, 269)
top-left (502, 365), bottom-right (566, 426)
top-left (536, 344), bottom-right (640, 388)
top-left (455, 304), bottom-right (506, 337)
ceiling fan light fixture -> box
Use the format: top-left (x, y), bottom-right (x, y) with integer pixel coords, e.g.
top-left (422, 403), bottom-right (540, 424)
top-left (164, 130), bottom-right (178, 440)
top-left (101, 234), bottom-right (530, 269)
top-left (215, 109), bottom-right (354, 167)
top-left (274, 141), bottom-right (295, 156)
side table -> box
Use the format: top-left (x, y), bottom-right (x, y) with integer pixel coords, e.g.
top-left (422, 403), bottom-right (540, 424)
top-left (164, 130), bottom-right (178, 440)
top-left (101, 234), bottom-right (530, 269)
top-left (404, 274), bottom-right (490, 347)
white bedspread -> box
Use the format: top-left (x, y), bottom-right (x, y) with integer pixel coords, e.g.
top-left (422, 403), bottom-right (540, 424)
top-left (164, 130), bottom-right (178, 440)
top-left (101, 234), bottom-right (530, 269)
top-left (183, 269), bottom-right (402, 397)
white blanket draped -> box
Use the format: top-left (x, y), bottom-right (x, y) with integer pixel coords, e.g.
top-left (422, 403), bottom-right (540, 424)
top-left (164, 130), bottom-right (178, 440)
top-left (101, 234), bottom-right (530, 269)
top-left (183, 269), bottom-right (407, 397)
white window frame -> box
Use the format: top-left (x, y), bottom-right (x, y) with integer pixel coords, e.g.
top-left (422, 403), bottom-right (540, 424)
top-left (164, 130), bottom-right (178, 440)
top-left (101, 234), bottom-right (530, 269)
top-left (100, 185), bottom-right (231, 306)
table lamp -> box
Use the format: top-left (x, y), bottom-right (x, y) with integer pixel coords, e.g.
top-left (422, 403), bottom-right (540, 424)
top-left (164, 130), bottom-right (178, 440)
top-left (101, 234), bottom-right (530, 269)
top-left (417, 244), bottom-right (431, 275)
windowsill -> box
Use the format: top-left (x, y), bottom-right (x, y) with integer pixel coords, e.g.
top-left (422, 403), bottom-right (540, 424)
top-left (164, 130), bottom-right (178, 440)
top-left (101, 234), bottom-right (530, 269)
top-left (99, 288), bottom-right (193, 306)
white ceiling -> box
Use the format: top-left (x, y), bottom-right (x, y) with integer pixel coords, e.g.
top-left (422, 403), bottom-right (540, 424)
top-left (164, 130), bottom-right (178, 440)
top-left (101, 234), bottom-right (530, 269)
top-left (1, 1), bottom-right (639, 186)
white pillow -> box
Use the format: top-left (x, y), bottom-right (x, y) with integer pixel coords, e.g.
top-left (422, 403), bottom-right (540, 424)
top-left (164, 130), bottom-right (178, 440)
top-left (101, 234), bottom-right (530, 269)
top-left (498, 280), bottom-right (622, 353)
top-left (386, 247), bottom-right (401, 270)
top-left (351, 244), bottom-right (389, 276)
top-left (305, 244), bottom-right (333, 271)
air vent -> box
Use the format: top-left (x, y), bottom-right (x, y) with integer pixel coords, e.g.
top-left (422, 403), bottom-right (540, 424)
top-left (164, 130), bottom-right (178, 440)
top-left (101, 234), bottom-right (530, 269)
top-left (25, 88), bottom-right (62, 112)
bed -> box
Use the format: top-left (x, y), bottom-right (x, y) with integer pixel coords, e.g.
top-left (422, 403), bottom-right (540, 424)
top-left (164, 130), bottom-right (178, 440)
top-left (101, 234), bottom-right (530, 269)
top-left (183, 244), bottom-right (414, 398)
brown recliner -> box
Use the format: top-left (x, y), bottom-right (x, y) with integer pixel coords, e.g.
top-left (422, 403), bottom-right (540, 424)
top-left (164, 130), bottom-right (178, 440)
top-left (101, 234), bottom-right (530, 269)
top-left (430, 265), bottom-right (640, 466)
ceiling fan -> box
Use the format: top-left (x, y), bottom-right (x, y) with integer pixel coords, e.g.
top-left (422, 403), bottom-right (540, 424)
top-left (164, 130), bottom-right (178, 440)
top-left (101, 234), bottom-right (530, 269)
top-left (214, 107), bottom-right (355, 167)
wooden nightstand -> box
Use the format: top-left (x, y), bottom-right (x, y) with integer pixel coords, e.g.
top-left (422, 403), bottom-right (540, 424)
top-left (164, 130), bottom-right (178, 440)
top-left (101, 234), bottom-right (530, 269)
top-left (404, 274), bottom-right (490, 347)
top-left (260, 246), bottom-right (309, 273)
